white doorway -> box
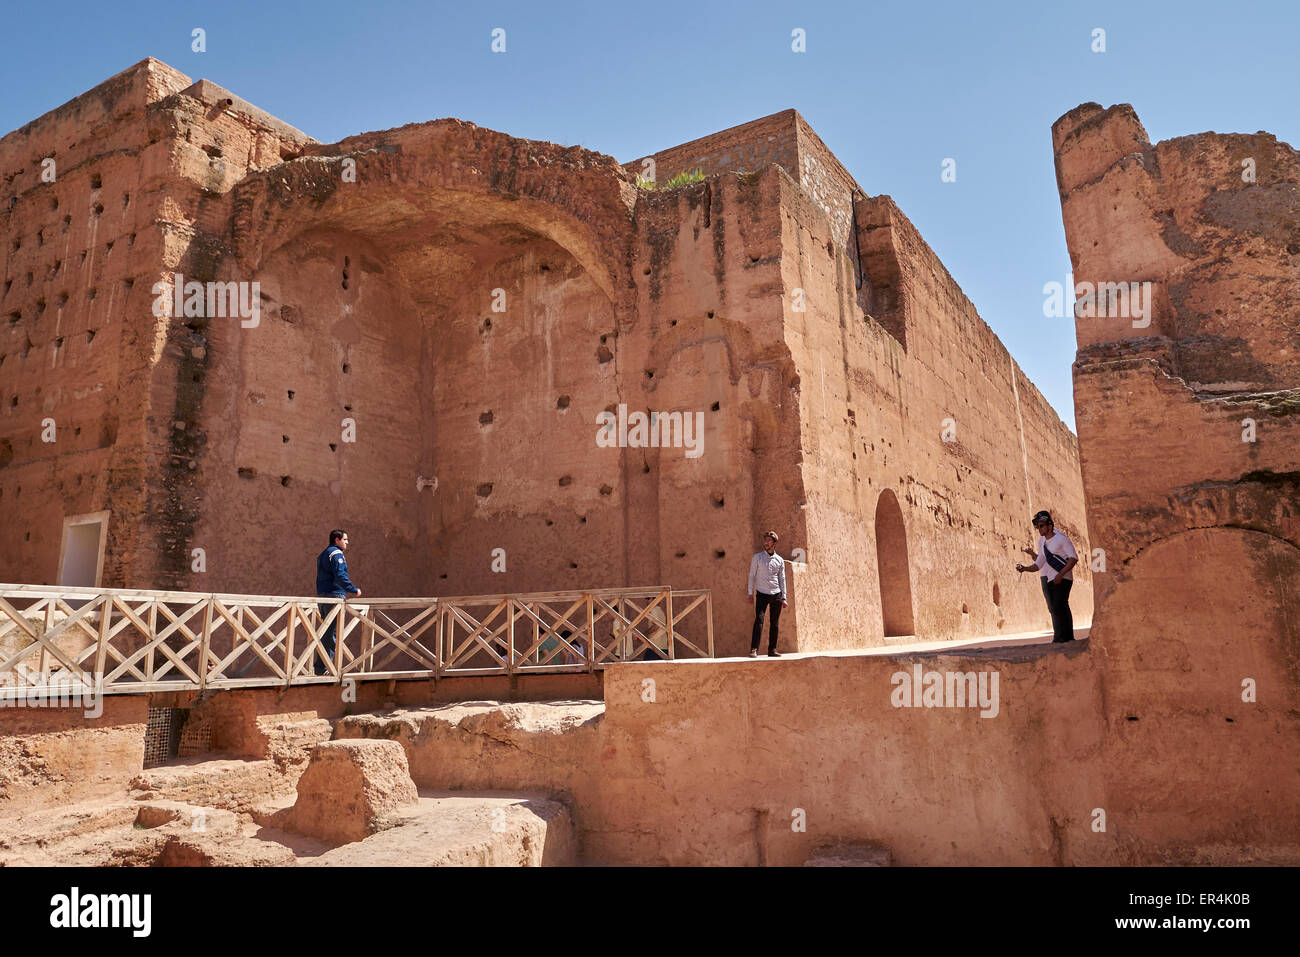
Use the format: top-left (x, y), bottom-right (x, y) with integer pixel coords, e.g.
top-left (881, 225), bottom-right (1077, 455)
top-left (57, 511), bottom-right (109, 587)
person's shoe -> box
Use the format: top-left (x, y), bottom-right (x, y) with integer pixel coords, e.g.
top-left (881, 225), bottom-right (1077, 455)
top-left (1051, 637), bottom-right (1074, 644)
top-left (767, 649), bottom-right (782, 657)
top-left (748, 649), bottom-right (758, 658)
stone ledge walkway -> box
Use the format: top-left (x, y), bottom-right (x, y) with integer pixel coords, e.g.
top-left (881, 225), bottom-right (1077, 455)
top-left (688, 625), bottom-right (1093, 664)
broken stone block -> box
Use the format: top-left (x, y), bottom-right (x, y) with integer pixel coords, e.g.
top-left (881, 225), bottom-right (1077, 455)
top-left (287, 739), bottom-right (418, 845)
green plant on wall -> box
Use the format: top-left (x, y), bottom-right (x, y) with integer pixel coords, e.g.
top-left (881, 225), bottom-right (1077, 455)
top-left (638, 167), bottom-right (705, 190)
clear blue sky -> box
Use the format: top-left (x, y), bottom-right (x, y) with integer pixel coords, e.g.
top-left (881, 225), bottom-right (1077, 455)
top-left (3, 0), bottom-right (1296, 429)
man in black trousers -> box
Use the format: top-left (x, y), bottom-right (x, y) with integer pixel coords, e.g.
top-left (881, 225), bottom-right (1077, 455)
top-left (1015, 510), bottom-right (1078, 643)
top-left (747, 530), bottom-right (788, 657)
top-left (315, 529), bottom-right (361, 674)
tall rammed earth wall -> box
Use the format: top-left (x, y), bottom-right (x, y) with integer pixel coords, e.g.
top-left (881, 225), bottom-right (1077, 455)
top-left (0, 59), bottom-right (193, 587)
top-left (1052, 103), bottom-right (1299, 855)
top-left (0, 58), bottom-right (316, 590)
top-left (634, 110), bottom-right (1093, 649)
top-left (1, 62), bottom-right (1089, 652)
top-left (781, 180), bottom-right (1090, 650)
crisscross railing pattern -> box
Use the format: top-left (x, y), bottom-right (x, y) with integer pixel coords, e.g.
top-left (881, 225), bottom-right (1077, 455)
top-left (0, 584), bottom-right (713, 698)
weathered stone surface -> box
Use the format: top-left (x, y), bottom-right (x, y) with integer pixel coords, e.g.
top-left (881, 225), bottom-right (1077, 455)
top-left (257, 716), bottom-right (333, 771)
top-left (286, 739), bottom-right (417, 845)
top-left (1053, 104), bottom-right (1300, 580)
top-left (303, 793), bottom-right (576, 867)
top-left (335, 631), bottom-right (1297, 866)
top-left (0, 695), bottom-right (145, 812)
top-left (129, 756), bottom-right (292, 816)
top-left (0, 793), bottom-right (300, 866)
top-left (0, 785), bottom-right (568, 867)
top-left (335, 700), bottom-right (603, 797)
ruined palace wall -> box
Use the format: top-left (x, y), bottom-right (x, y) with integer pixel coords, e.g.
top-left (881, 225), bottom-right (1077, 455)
top-left (0, 60), bottom-right (320, 591)
top-left (5, 62), bottom-right (1088, 666)
top-left (171, 127), bottom-right (801, 645)
top-left (335, 640), bottom-right (1294, 864)
top-left (198, 158), bottom-right (801, 650)
top-left (1052, 104), bottom-right (1300, 860)
top-left (588, 642), bottom-right (1291, 864)
top-left (126, 81), bottom-right (321, 592)
top-left (1054, 104), bottom-right (1300, 581)
top-left (1054, 104), bottom-right (1300, 597)
top-left (617, 169), bottom-right (802, 656)
top-left (429, 167), bottom-right (800, 652)
top-left (781, 176), bottom-right (1092, 649)
top-left (0, 59), bottom-right (193, 587)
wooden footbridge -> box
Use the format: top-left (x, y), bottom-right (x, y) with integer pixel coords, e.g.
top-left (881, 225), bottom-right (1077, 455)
top-left (0, 584), bottom-right (713, 699)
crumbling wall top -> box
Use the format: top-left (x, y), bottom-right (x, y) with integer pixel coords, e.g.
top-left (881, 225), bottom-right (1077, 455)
top-left (0, 57), bottom-right (191, 164)
top-left (178, 78), bottom-right (316, 147)
top-left (1054, 102), bottom-right (1299, 390)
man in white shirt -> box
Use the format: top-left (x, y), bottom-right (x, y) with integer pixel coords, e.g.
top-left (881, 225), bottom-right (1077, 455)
top-left (747, 530), bottom-right (788, 657)
top-left (1014, 510), bottom-right (1079, 643)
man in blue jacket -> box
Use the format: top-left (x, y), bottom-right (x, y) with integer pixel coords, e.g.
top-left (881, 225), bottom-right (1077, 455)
top-left (315, 529), bottom-right (361, 675)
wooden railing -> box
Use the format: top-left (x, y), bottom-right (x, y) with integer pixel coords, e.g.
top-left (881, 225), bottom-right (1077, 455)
top-left (0, 584), bottom-right (713, 699)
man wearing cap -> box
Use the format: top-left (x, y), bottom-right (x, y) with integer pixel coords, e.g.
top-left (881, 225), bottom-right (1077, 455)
top-left (1014, 510), bottom-right (1078, 643)
top-left (747, 531), bottom-right (788, 657)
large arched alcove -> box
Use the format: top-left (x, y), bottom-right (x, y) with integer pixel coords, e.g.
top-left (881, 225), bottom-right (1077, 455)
top-left (199, 113), bottom-right (639, 605)
top-left (874, 488), bottom-right (914, 637)
top-left (230, 119), bottom-right (636, 307)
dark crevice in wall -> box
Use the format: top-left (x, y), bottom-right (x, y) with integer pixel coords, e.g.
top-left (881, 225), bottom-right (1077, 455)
top-left (711, 183), bottom-right (727, 299)
top-left (153, 231), bottom-right (224, 588)
top-left (1237, 469), bottom-right (1300, 485)
top-left (637, 198), bottom-right (677, 303)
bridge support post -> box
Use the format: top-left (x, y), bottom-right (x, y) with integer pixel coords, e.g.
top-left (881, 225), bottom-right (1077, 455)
top-left (586, 593), bottom-right (595, 673)
top-left (506, 598), bottom-right (515, 677)
top-left (666, 589), bottom-right (675, 660)
top-left (197, 598), bottom-right (213, 691)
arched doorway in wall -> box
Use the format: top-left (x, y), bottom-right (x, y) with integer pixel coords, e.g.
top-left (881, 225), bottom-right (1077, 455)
top-left (874, 489), bottom-right (915, 637)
